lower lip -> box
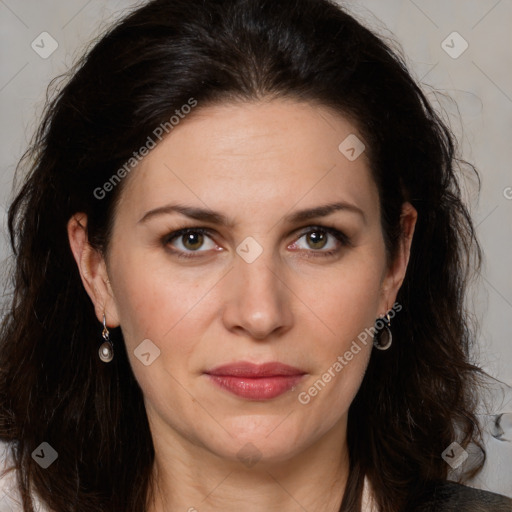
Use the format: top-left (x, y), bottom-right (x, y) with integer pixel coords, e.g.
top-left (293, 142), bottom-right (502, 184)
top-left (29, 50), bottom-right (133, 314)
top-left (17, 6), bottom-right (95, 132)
top-left (206, 374), bottom-right (305, 400)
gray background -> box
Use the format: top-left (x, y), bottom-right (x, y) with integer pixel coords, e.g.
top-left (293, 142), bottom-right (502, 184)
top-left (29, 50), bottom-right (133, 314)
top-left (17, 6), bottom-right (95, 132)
top-left (0, 0), bottom-right (511, 497)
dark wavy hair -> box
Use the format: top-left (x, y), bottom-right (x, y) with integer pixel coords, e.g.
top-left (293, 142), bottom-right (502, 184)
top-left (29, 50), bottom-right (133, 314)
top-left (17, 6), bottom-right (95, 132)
top-left (0, 0), bottom-right (487, 510)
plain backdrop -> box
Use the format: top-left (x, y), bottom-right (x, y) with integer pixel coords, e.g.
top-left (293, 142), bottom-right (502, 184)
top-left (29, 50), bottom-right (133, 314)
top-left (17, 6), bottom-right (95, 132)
top-left (0, 0), bottom-right (511, 497)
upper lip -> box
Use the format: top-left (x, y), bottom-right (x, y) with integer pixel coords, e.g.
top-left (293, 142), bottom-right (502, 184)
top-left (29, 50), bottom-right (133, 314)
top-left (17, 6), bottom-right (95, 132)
top-left (205, 361), bottom-right (305, 377)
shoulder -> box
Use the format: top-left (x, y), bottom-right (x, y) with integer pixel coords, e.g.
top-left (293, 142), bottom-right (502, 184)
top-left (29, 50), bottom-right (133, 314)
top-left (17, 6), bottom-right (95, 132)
top-left (410, 480), bottom-right (512, 512)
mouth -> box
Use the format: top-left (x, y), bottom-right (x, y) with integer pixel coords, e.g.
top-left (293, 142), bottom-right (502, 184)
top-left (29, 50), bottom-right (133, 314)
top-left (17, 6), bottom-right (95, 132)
top-left (204, 361), bottom-right (306, 400)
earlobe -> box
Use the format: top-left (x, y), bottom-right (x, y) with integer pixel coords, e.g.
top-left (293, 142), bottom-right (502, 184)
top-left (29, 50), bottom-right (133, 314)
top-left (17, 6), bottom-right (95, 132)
top-left (67, 213), bottom-right (120, 327)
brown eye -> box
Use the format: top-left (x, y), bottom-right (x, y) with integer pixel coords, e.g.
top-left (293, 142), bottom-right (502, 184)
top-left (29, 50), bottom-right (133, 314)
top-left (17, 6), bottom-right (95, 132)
top-left (181, 231), bottom-right (205, 251)
top-left (289, 226), bottom-right (350, 257)
top-left (305, 230), bottom-right (328, 250)
top-left (164, 228), bottom-right (217, 257)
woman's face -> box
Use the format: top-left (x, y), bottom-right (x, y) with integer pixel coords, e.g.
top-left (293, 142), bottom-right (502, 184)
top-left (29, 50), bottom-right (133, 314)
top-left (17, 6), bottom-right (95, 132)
top-left (75, 99), bottom-right (415, 466)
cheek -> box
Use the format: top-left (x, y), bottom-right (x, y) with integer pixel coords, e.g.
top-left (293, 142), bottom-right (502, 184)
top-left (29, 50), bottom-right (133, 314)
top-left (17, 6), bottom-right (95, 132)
top-left (108, 255), bottom-right (206, 403)
top-left (296, 278), bottom-right (376, 421)
top-left (295, 253), bottom-right (385, 343)
top-left (291, 252), bottom-right (383, 407)
top-left (107, 247), bottom-right (210, 348)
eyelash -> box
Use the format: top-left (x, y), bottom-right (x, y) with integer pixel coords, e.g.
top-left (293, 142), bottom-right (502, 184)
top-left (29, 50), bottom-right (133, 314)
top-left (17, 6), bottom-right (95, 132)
top-left (162, 225), bottom-right (351, 260)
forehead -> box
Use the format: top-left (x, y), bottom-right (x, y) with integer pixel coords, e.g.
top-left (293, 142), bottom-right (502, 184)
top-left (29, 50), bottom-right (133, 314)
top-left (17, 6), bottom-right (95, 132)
top-left (116, 99), bottom-right (378, 222)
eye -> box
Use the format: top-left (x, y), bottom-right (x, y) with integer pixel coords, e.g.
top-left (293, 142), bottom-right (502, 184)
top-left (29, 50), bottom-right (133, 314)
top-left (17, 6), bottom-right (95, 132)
top-left (163, 228), bottom-right (218, 258)
top-left (163, 225), bottom-right (351, 260)
top-left (289, 226), bottom-right (350, 257)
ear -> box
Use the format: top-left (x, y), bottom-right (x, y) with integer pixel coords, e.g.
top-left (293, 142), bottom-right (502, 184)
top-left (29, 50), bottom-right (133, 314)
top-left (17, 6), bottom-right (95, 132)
top-left (378, 201), bottom-right (417, 315)
top-left (67, 213), bottom-right (120, 328)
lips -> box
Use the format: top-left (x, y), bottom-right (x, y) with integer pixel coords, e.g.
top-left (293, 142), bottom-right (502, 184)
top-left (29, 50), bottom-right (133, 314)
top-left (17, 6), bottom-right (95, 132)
top-left (205, 362), bottom-right (306, 400)
top-left (206, 361), bottom-right (305, 377)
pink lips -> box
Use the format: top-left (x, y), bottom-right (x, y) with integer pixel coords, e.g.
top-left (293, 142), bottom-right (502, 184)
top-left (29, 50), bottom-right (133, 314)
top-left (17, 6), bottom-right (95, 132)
top-left (205, 362), bottom-right (306, 400)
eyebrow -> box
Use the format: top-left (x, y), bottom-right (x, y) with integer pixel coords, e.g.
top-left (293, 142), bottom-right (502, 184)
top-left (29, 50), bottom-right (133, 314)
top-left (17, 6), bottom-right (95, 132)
top-left (138, 201), bottom-right (366, 226)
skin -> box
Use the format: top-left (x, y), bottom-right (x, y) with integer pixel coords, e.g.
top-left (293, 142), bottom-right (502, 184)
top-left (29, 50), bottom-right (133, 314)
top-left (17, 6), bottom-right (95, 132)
top-left (68, 98), bottom-right (417, 512)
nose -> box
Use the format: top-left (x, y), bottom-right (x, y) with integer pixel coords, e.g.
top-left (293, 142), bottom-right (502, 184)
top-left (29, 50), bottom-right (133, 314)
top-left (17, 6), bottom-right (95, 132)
top-left (221, 247), bottom-right (293, 340)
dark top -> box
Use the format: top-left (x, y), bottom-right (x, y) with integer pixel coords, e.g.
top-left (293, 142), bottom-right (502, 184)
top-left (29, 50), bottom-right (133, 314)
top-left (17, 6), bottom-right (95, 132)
top-left (409, 481), bottom-right (512, 511)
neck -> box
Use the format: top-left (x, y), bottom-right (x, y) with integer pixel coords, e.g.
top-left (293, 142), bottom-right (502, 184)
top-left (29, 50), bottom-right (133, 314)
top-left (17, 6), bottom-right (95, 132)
top-left (146, 416), bottom-right (350, 512)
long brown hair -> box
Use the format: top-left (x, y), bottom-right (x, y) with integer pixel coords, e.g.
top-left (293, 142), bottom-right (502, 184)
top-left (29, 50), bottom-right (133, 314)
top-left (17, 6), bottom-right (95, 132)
top-left (0, 0), bottom-right (487, 510)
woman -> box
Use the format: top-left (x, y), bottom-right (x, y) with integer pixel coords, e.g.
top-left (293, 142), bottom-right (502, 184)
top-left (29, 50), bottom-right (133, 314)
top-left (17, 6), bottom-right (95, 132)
top-left (0, 0), bottom-right (510, 510)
